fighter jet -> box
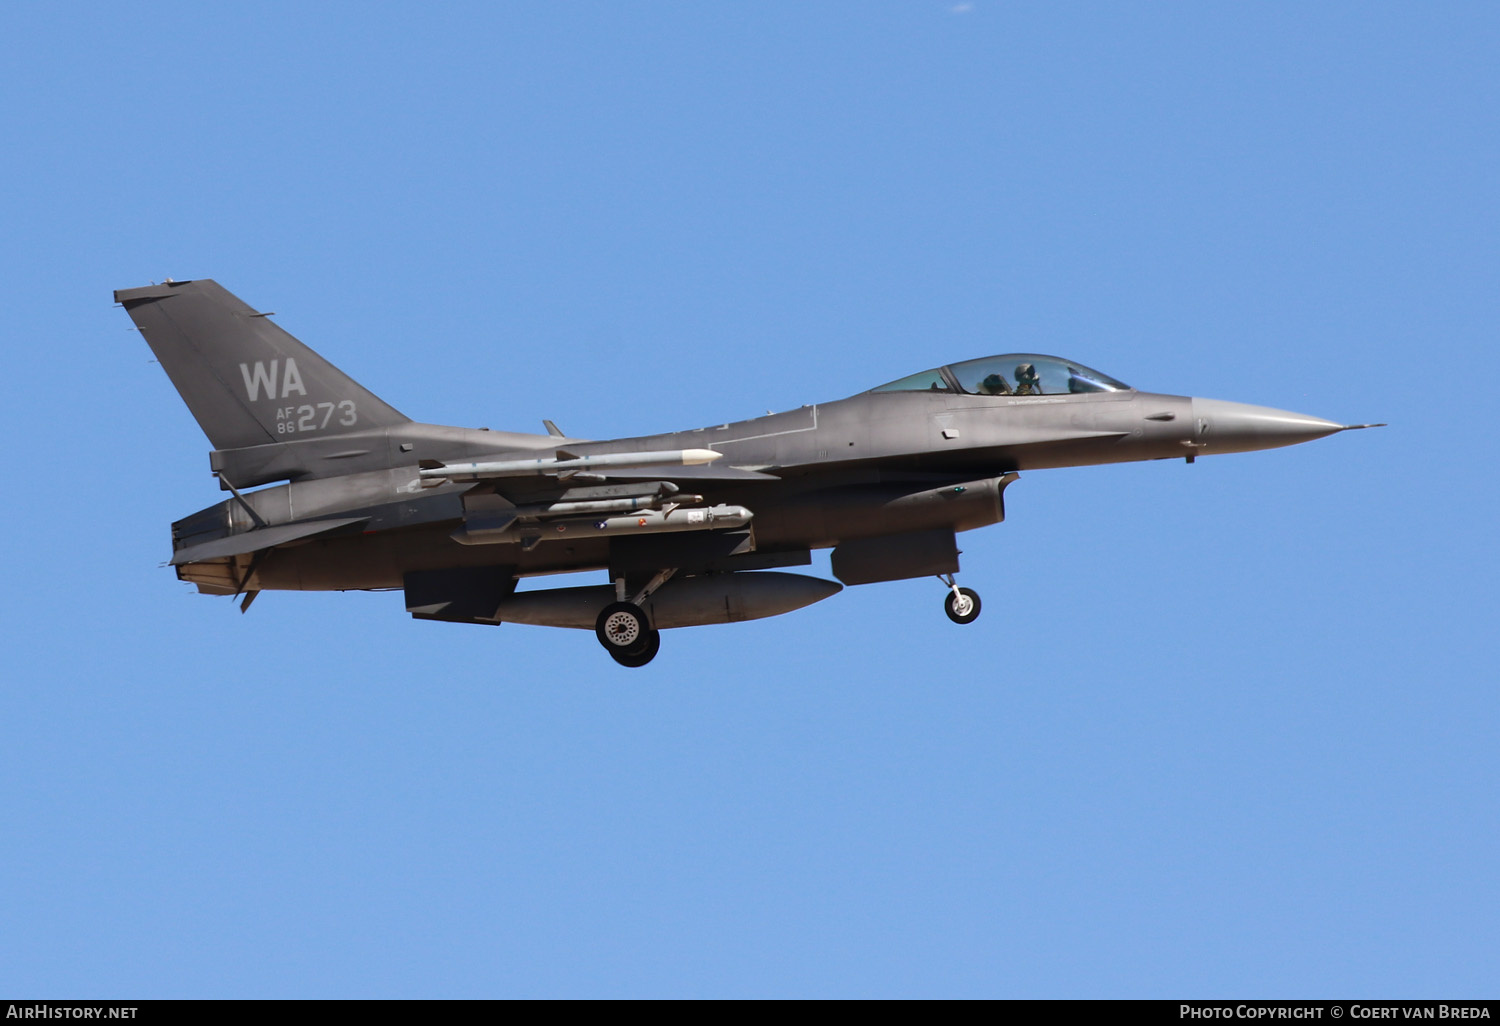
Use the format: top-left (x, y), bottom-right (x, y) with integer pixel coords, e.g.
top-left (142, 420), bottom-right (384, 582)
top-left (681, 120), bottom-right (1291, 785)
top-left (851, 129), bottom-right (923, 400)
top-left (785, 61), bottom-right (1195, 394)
top-left (118, 279), bottom-right (1380, 666)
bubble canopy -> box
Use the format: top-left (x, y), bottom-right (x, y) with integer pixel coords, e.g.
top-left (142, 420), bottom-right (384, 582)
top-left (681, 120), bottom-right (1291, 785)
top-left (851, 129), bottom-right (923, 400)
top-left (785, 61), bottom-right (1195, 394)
top-left (869, 355), bottom-right (1131, 397)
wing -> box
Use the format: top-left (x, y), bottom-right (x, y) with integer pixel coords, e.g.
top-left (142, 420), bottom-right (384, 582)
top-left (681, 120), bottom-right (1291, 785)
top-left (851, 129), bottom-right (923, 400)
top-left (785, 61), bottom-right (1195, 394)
top-left (171, 516), bottom-right (370, 565)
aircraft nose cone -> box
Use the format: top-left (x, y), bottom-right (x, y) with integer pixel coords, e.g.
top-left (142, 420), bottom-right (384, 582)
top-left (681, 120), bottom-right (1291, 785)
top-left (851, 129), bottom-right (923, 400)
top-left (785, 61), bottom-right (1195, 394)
top-left (1191, 398), bottom-right (1346, 454)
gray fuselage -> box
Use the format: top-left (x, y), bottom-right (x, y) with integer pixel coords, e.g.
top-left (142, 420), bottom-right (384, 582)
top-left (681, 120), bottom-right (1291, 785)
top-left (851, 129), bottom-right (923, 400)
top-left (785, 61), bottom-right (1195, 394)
top-left (181, 385), bottom-right (1287, 594)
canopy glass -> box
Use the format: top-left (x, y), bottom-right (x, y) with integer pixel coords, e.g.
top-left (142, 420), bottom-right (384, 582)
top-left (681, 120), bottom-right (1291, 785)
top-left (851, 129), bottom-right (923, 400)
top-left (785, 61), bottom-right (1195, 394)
top-left (870, 354), bottom-right (1131, 396)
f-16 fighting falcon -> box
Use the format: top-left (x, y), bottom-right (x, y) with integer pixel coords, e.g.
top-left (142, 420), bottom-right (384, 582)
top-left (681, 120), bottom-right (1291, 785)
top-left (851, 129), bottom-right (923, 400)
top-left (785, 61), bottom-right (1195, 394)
top-left (118, 279), bottom-right (1380, 666)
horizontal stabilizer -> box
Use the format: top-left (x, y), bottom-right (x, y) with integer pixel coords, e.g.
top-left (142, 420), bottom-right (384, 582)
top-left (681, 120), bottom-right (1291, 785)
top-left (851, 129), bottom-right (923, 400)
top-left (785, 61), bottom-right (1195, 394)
top-left (171, 516), bottom-right (369, 565)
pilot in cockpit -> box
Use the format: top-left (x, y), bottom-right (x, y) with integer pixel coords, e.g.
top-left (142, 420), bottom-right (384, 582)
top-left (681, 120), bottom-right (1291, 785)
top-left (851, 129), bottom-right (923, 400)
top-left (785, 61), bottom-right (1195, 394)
top-left (1014, 363), bottom-right (1041, 395)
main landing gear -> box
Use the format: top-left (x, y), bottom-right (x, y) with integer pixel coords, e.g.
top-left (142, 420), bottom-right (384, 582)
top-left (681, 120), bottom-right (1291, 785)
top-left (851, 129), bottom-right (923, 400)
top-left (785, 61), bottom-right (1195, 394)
top-left (596, 601), bottom-right (648, 649)
top-left (595, 601), bottom-right (661, 667)
top-left (939, 575), bottom-right (981, 625)
top-left (595, 569), bottom-right (676, 667)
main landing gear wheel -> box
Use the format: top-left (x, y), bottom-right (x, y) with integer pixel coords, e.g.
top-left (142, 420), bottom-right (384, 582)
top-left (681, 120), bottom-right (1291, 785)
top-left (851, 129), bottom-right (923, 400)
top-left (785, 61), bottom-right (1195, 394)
top-left (596, 601), bottom-right (659, 666)
top-left (944, 586), bottom-right (981, 625)
top-left (609, 628), bottom-right (660, 667)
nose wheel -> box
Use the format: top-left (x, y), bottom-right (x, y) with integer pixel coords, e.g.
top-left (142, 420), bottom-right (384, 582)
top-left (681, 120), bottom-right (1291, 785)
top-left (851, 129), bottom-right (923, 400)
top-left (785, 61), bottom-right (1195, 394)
top-left (939, 576), bottom-right (981, 624)
top-left (595, 601), bottom-right (661, 666)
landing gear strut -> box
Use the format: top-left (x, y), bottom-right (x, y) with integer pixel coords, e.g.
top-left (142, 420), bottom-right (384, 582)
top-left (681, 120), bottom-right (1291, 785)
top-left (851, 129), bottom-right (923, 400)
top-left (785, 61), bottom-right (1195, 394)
top-left (597, 567), bottom-right (679, 667)
top-left (939, 575), bottom-right (981, 624)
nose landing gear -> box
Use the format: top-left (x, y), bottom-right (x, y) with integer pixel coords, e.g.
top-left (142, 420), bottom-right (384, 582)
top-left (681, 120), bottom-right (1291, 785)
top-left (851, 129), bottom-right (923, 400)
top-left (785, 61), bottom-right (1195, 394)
top-left (939, 575), bottom-right (981, 624)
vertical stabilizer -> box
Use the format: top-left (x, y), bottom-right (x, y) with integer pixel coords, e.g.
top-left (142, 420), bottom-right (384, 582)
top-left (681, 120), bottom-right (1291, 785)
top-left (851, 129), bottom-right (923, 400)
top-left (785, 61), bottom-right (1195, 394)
top-left (116, 279), bottom-right (408, 451)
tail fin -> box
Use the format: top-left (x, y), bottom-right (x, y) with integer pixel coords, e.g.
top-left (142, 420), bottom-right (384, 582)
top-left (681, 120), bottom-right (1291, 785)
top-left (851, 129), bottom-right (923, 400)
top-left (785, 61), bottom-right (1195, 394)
top-left (116, 279), bottom-right (408, 451)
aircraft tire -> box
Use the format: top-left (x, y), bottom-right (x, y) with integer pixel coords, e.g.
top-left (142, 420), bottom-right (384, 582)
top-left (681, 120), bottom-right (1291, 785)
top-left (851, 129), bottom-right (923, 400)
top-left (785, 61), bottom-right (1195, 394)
top-left (609, 628), bottom-right (661, 667)
top-left (944, 587), bottom-right (981, 624)
top-left (596, 601), bottom-right (651, 654)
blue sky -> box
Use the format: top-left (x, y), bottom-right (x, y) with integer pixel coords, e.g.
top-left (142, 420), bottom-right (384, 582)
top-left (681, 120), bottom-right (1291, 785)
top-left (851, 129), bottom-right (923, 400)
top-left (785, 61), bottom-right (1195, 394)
top-left (1, 1), bottom-right (1495, 998)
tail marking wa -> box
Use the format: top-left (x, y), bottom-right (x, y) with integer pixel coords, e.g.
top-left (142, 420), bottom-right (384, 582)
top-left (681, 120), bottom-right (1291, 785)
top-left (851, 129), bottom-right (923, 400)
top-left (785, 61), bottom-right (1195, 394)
top-left (239, 359), bottom-right (307, 402)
